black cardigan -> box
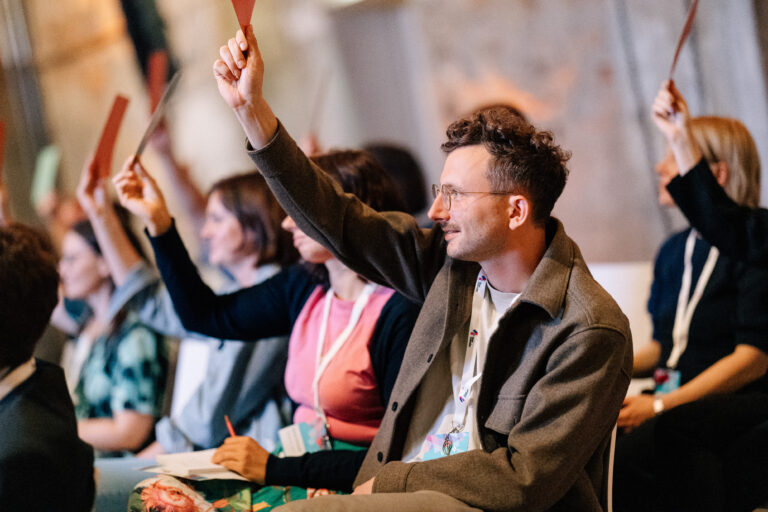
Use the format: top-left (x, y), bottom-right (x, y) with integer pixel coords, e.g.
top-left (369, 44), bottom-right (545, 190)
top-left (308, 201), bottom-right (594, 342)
top-left (148, 222), bottom-right (420, 491)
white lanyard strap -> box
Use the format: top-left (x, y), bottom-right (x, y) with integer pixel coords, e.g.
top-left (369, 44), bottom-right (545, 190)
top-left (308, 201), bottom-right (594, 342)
top-left (667, 230), bottom-right (718, 369)
top-left (312, 283), bottom-right (378, 425)
top-left (452, 272), bottom-right (488, 430)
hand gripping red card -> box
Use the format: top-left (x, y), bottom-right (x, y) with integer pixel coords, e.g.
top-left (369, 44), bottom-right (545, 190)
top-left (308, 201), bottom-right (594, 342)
top-left (147, 50), bottom-right (168, 114)
top-left (231, 0), bottom-right (255, 32)
top-left (93, 95), bottom-right (129, 180)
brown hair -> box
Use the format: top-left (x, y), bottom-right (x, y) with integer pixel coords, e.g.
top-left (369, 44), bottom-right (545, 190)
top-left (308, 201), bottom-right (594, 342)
top-left (208, 172), bottom-right (297, 267)
top-left (310, 150), bottom-right (407, 213)
top-left (689, 116), bottom-right (761, 208)
top-left (442, 106), bottom-right (570, 225)
top-left (0, 224), bottom-right (59, 368)
top-left (303, 150), bottom-right (406, 283)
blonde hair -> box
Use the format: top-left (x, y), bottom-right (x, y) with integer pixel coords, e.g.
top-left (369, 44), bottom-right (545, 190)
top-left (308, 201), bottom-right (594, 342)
top-left (689, 116), bottom-right (761, 208)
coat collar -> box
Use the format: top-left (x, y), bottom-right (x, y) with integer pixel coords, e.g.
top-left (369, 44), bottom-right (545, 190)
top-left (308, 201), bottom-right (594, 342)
top-left (517, 218), bottom-right (574, 319)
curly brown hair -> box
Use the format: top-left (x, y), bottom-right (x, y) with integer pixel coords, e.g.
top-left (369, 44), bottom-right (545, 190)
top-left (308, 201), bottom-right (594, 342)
top-left (442, 106), bottom-right (571, 225)
top-left (0, 224), bottom-right (59, 368)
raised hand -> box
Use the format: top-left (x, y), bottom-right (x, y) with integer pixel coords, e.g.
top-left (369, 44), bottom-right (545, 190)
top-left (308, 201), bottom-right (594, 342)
top-left (211, 436), bottom-right (269, 485)
top-left (651, 80), bottom-right (691, 142)
top-left (651, 80), bottom-right (701, 175)
top-left (213, 25), bottom-right (264, 112)
top-left (213, 25), bottom-right (277, 149)
top-left (112, 156), bottom-right (171, 236)
top-left (76, 155), bottom-right (109, 217)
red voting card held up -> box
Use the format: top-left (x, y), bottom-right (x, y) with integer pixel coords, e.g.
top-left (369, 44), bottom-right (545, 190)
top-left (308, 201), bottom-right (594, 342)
top-left (231, 0), bottom-right (255, 33)
top-left (147, 50), bottom-right (168, 114)
top-left (92, 95), bottom-right (129, 181)
top-left (669, 0), bottom-right (699, 81)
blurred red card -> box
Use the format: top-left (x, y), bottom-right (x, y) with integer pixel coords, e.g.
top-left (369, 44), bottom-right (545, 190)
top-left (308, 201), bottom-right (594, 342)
top-left (93, 95), bottom-right (129, 180)
top-left (0, 121), bottom-right (5, 178)
top-left (147, 50), bottom-right (168, 113)
top-left (231, 0), bottom-right (255, 32)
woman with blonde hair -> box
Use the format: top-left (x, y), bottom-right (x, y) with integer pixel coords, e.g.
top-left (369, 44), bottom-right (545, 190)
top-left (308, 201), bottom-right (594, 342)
top-left (613, 82), bottom-right (768, 512)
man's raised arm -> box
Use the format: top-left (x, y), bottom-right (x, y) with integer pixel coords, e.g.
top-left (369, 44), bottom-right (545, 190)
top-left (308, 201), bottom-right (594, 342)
top-left (213, 25), bottom-right (278, 150)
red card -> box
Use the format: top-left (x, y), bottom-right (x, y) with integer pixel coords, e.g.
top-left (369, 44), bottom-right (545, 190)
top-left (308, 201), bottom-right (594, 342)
top-left (669, 0), bottom-right (699, 79)
top-left (147, 50), bottom-right (168, 113)
top-left (0, 121), bottom-right (5, 179)
top-left (231, 0), bottom-right (255, 32)
top-left (93, 95), bottom-right (129, 180)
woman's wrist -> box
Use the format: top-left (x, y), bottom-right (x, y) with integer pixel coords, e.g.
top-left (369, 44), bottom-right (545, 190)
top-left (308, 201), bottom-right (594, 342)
top-left (669, 128), bottom-right (702, 176)
top-left (146, 209), bottom-right (172, 237)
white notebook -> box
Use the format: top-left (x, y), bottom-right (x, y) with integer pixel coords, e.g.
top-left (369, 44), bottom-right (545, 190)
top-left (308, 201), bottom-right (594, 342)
top-left (142, 449), bottom-right (249, 481)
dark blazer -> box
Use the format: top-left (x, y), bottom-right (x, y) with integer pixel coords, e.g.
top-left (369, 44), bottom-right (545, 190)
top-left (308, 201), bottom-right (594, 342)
top-left (249, 123), bottom-right (633, 512)
top-left (0, 360), bottom-right (94, 511)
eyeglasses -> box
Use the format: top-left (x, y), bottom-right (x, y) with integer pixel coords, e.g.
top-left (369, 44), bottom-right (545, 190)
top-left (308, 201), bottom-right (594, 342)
top-left (431, 184), bottom-right (511, 210)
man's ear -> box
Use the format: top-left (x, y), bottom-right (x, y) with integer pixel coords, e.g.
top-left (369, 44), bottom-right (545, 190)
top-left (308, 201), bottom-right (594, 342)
top-left (508, 195), bottom-right (530, 230)
top-left (712, 161), bottom-right (730, 188)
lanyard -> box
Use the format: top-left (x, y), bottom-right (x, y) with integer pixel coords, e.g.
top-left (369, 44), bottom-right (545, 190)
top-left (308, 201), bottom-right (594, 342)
top-left (312, 282), bottom-right (378, 426)
top-left (667, 230), bottom-right (718, 369)
top-left (452, 271), bottom-right (488, 431)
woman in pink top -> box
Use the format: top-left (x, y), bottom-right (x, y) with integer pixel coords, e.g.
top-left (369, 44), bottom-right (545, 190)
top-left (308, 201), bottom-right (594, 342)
top-left (116, 149), bottom-right (420, 506)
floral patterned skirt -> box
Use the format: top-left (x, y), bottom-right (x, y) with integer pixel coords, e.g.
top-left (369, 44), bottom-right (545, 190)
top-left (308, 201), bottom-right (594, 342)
top-left (127, 475), bottom-right (308, 512)
top-left (127, 441), bottom-right (365, 511)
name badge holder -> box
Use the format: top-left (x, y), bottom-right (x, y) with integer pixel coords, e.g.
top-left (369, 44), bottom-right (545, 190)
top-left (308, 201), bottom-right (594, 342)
top-left (656, 230), bottom-right (718, 395)
top-left (279, 283), bottom-right (378, 457)
top-left (420, 272), bottom-right (488, 461)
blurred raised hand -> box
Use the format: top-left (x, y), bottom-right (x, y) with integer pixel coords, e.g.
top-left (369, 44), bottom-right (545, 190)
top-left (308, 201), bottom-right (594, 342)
top-left (113, 156), bottom-right (171, 236)
top-left (76, 155), bottom-right (109, 217)
top-left (651, 80), bottom-right (701, 174)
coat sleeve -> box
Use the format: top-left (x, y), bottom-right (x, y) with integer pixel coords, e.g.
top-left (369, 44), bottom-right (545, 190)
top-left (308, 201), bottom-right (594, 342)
top-left (667, 158), bottom-right (768, 266)
top-left (247, 124), bottom-right (445, 304)
top-left (371, 327), bottom-right (631, 512)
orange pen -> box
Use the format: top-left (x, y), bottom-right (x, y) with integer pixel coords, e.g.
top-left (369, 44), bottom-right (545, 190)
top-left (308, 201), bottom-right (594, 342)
top-left (224, 415), bottom-right (236, 437)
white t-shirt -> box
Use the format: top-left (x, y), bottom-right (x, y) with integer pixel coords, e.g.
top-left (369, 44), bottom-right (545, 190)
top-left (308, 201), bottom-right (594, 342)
top-left (403, 277), bottom-right (519, 462)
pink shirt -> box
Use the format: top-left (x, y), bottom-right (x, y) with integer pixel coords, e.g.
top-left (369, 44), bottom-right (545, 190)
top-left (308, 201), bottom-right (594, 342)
top-left (285, 285), bottom-right (394, 444)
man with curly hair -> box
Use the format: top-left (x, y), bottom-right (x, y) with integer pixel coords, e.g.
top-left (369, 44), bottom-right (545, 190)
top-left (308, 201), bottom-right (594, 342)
top-left (207, 27), bottom-right (633, 512)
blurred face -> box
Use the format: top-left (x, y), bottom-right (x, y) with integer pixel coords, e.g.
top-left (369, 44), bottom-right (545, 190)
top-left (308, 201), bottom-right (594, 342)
top-left (655, 147), bottom-right (678, 207)
top-left (201, 191), bottom-right (249, 266)
top-left (281, 216), bottom-right (333, 264)
top-left (428, 145), bottom-right (511, 262)
top-left (59, 231), bottom-right (109, 300)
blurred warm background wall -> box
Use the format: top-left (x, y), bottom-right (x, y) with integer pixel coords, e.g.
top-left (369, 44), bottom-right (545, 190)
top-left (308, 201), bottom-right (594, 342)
top-left (2, 0), bottom-right (768, 262)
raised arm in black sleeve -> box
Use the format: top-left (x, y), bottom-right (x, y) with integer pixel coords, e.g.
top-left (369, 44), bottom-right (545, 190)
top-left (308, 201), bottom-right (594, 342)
top-left (148, 221), bottom-right (316, 340)
top-left (667, 158), bottom-right (768, 266)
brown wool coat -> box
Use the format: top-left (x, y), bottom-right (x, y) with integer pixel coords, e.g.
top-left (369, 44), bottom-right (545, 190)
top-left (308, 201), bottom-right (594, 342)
top-left (249, 124), bottom-right (633, 512)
